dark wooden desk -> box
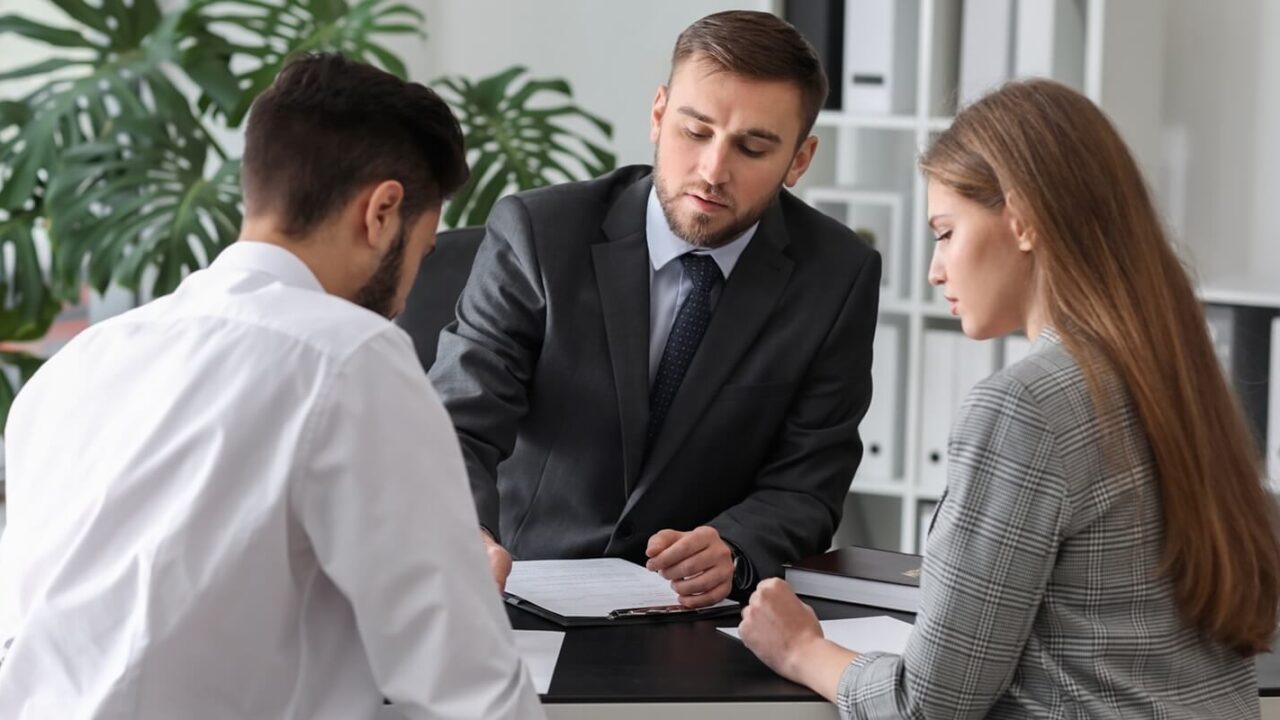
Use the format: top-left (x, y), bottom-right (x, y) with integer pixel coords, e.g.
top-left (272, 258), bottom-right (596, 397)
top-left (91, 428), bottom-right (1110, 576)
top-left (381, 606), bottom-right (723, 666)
top-left (510, 599), bottom-right (902, 719)
top-left (511, 599), bottom-right (1280, 719)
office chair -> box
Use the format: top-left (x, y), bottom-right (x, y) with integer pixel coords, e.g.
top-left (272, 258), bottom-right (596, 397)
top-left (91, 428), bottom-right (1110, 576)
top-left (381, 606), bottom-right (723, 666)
top-left (395, 226), bottom-right (485, 373)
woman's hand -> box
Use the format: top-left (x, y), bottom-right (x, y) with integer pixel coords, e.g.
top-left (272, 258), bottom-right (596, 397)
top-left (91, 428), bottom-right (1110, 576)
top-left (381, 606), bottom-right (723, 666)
top-left (739, 578), bottom-right (858, 702)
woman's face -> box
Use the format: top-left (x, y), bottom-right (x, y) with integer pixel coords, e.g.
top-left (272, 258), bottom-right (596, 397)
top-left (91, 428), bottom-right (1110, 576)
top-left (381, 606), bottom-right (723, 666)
top-left (926, 180), bottom-right (1037, 340)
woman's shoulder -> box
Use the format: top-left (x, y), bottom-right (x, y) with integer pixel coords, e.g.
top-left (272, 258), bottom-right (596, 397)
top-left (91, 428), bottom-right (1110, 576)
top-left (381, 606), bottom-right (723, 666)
top-left (969, 336), bottom-right (1085, 414)
top-left (964, 331), bottom-right (1130, 456)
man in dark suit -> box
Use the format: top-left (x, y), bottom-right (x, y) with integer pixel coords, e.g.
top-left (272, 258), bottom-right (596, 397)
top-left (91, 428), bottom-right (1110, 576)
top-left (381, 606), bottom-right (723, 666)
top-left (429, 10), bottom-right (880, 608)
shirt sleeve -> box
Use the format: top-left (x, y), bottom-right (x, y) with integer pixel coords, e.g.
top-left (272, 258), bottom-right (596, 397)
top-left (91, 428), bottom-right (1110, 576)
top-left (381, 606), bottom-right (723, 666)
top-left (836, 372), bottom-right (1070, 719)
top-left (290, 326), bottom-right (544, 720)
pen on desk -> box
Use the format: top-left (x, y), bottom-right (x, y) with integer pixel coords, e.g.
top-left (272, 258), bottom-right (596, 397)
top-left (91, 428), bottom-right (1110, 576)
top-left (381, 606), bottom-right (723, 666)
top-left (607, 604), bottom-right (689, 619)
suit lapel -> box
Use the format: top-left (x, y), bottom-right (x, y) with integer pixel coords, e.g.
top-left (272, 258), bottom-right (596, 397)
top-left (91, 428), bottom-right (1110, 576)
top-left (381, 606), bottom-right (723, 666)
top-left (593, 176), bottom-right (654, 497)
top-left (624, 198), bottom-right (795, 512)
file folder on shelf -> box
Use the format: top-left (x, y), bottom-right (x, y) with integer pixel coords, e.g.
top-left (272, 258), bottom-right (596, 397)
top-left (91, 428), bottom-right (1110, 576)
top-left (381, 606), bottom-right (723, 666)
top-left (959, 0), bottom-right (1015, 105)
top-left (844, 0), bottom-right (919, 114)
top-left (862, 321), bottom-right (904, 479)
top-left (1014, 0), bottom-right (1085, 88)
top-left (920, 328), bottom-right (998, 489)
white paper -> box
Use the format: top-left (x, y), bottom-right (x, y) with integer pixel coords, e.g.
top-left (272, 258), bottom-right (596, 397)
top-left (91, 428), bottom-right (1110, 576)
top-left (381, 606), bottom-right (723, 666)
top-left (720, 615), bottom-right (913, 656)
top-left (513, 630), bottom-right (564, 694)
top-left (505, 557), bottom-right (736, 618)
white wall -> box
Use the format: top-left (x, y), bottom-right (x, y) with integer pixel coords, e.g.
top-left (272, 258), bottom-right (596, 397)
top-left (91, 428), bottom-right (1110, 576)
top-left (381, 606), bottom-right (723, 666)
top-left (401, 0), bottom-right (774, 168)
top-left (2, 0), bottom-right (1277, 285)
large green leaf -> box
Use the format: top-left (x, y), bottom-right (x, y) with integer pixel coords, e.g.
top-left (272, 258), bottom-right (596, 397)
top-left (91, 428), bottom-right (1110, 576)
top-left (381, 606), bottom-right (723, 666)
top-left (0, 349), bottom-right (47, 434)
top-left (439, 66), bottom-right (616, 228)
top-left (46, 96), bottom-right (242, 300)
top-left (0, 209), bottom-right (60, 342)
top-left (193, 0), bottom-right (426, 126)
top-left (0, 2), bottom-right (198, 212)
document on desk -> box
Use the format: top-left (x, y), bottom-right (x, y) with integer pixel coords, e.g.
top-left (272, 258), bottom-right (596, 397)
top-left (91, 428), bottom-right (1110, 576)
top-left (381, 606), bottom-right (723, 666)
top-left (513, 630), bottom-right (563, 694)
top-left (720, 615), bottom-right (913, 655)
top-left (504, 557), bottom-right (738, 625)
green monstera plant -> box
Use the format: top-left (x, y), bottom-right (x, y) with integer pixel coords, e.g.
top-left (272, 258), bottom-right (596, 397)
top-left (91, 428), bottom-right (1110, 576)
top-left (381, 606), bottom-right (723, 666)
top-left (0, 0), bottom-right (615, 429)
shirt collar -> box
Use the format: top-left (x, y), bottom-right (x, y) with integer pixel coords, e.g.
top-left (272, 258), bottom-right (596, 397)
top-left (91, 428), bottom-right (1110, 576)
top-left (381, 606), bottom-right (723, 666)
top-left (212, 240), bottom-right (325, 293)
top-left (644, 187), bottom-right (757, 278)
top-left (1033, 324), bottom-right (1062, 350)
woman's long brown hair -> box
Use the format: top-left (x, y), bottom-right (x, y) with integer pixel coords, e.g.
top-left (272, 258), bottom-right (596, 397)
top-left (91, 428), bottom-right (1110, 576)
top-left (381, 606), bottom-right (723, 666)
top-left (921, 78), bottom-right (1279, 655)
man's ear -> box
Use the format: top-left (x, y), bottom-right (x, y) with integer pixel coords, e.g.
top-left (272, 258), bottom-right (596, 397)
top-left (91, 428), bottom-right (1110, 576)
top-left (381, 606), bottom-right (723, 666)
top-left (1004, 190), bottom-right (1036, 253)
top-left (650, 85), bottom-right (669, 145)
top-left (363, 180), bottom-right (405, 252)
top-left (784, 135), bottom-right (819, 187)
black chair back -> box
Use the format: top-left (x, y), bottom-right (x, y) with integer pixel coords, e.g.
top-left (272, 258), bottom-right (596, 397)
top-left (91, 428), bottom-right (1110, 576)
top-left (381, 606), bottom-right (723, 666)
top-left (395, 226), bottom-right (484, 372)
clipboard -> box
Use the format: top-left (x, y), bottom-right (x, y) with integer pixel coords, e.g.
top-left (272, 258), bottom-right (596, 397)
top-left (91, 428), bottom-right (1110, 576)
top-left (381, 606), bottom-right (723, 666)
top-left (504, 592), bottom-right (740, 627)
top-left (501, 557), bottom-right (740, 627)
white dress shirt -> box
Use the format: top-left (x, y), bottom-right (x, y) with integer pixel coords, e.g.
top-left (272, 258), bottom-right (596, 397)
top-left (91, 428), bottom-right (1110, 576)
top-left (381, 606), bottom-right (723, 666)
top-left (0, 241), bottom-right (544, 720)
top-left (645, 187), bottom-right (758, 383)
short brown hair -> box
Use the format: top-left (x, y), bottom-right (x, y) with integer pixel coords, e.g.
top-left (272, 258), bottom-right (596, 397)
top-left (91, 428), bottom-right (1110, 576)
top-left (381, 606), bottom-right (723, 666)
top-left (671, 10), bottom-right (828, 142)
top-left (242, 53), bottom-right (469, 237)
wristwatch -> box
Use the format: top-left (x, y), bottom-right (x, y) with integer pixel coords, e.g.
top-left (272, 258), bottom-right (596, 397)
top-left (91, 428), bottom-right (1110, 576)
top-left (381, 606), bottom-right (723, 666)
top-left (729, 544), bottom-right (754, 590)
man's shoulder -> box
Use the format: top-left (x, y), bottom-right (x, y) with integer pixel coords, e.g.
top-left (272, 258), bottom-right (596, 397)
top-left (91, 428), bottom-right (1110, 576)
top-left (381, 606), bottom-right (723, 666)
top-left (114, 271), bottom-right (403, 366)
top-left (504, 165), bottom-right (651, 219)
top-left (776, 190), bottom-right (877, 267)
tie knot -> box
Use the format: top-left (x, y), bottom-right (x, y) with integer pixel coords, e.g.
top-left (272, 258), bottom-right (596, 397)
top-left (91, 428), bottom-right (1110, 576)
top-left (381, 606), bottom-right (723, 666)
top-left (680, 253), bottom-right (722, 293)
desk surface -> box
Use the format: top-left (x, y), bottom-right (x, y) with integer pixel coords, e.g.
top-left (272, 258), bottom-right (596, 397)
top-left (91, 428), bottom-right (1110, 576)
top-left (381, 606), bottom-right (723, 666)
top-left (510, 599), bottom-right (1280, 704)
top-left (509, 599), bottom-right (908, 704)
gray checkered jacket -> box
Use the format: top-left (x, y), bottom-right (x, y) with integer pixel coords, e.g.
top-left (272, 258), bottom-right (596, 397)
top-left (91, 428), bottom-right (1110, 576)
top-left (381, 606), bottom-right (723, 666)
top-left (837, 327), bottom-right (1258, 718)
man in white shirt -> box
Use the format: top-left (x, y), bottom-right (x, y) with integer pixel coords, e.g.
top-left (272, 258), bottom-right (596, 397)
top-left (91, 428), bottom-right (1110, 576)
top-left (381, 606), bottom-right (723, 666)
top-left (0, 53), bottom-right (544, 720)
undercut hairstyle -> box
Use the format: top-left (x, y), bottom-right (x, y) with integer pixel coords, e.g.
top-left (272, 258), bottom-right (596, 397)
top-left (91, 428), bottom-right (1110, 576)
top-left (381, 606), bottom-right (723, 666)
top-left (241, 52), bottom-right (469, 237)
top-left (670, 10), bottom-right (828, 141)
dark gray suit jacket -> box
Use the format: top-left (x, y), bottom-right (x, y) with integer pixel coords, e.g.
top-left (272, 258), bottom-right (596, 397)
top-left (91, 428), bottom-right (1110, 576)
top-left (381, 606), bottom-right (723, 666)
top-left (429, 165), bottom-right (881, 579)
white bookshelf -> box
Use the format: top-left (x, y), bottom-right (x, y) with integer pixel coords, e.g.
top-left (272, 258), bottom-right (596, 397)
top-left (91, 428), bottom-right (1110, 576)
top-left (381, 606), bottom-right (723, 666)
top-left (800, 0), bottom-right (1169, 554)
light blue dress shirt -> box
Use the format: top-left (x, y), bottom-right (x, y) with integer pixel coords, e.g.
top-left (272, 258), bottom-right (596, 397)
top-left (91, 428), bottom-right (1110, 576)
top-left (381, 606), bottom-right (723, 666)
top-left (645, 187), bottom-right (758, 384)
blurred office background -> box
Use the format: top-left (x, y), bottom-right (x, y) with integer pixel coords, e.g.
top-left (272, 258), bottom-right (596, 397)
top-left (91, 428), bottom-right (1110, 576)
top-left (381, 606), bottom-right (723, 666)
top-left (0, 0), bottom-right (1277, 547)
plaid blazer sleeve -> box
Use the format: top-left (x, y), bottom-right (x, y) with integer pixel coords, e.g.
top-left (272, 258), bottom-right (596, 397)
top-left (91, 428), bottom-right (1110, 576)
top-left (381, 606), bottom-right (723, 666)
top-left (836, 370), bottom-right (1072, 719)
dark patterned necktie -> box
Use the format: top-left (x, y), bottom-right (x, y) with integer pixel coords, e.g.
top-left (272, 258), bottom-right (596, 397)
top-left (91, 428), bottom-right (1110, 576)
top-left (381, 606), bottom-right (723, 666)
top-left (647, 253), bottom-right (723, 451)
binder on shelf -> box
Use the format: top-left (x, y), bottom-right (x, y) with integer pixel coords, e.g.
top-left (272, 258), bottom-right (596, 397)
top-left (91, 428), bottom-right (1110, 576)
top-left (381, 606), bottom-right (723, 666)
top-left (844, 0), bottom-right (919, 115)
top-left (920, 328), bottom-right (998, 490)
top-left (1014, 0), bottom-right (1085, 89)
top-left (783, 0), bottom-right (845, 110)
top-left (804, 188), bottom-right (904, 299)
top-left (958, 0), bottom-right (1015, 106)
top-left (928, 0), bottom-right (963, 116)
top-left (784, 545), bottom-right (921, 612)
top-left (1269, 317), bottom-right (1280, 492)
top-left (920, 329), bottom-right (954, 489)
top-left (861, 321), bottom-right (904, 479)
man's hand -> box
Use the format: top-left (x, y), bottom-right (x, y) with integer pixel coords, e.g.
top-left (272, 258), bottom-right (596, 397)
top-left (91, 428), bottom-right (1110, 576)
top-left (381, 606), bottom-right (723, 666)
top-left (644, 526), bottom-right (734, 608)
top-left (480, 529), bottom-right (512, 592)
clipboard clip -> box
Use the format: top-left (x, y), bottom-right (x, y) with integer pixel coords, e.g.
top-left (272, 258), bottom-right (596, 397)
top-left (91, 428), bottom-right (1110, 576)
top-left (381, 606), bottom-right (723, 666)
top-left (607, 604), bottom-right (688, 619)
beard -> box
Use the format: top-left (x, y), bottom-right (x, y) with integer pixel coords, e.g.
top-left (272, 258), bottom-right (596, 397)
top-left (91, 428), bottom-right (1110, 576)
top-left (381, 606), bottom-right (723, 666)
top-left (353, 224), bottom-right (408, 319)
top-left (653, 146), bottom-right (782, 249)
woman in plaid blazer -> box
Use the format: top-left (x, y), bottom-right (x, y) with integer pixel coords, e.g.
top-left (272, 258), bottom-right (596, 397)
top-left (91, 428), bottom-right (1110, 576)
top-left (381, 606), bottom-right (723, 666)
top-left (739, 79), bottom-right (1280, 719)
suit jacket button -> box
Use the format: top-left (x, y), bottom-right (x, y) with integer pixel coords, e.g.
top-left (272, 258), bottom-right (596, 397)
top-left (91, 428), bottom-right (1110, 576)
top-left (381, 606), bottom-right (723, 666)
top-left (617, 520), bottom-right (634, 539)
